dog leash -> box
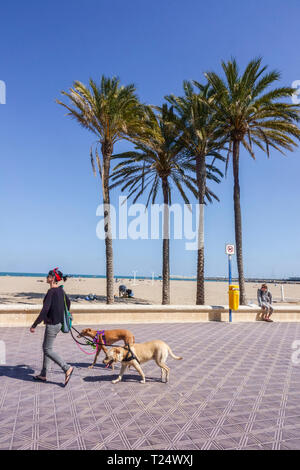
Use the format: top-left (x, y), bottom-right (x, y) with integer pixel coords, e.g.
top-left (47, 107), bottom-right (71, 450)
top-left (70, 327), bottom-right (99, 355)
top-left (74, 342), bottom-right (97, 355)
top-left (70, 326), bottom-right (131, 351)
top-left (70, 326), bottom-right (95, 347)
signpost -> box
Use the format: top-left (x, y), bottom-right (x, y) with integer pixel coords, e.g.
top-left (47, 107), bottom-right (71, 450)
top-left (225, 244), bottom-right (235, 322)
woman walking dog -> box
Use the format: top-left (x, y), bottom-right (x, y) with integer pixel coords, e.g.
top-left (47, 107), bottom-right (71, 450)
top-left (30, 268), bottom-right (74, 386)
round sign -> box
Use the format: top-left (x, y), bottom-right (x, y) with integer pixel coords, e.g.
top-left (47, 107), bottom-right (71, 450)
top-left (225, 244), bottom-right (235, 255)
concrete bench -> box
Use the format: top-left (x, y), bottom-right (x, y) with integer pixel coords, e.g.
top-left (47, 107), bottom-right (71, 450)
top-left (1, 303), bottom-right (300, 326)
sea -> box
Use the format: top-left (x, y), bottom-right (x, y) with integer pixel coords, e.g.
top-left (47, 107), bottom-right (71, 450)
top-left (0, 272), bottom-right (222, 282)
top-left (0, 272), bottom-right (292, 283)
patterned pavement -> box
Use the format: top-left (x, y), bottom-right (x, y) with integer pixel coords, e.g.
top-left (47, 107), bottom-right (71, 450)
top-left (1, 322), bottom-right (300, 450)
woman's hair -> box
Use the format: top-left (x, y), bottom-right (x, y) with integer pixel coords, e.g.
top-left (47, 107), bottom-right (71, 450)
top-left (48, 267), bottom-right (68, 283)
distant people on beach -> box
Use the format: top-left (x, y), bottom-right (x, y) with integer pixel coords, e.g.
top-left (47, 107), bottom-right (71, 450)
top-left (119, 285), bottom-right (127, 297)
top-left (118, 284), bottom-right (134, 298)
top-left (30, 268), bottom-right (74, 386)
top-left (257, 283), bottom-right (274, 322)
top-left (126, 288), bottom-right (134, 298)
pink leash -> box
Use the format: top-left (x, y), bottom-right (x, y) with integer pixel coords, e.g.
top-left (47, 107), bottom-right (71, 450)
top-left (75, 341), bottom-right (96, 355)
top-left (74, 330), bottom-right (103, 355)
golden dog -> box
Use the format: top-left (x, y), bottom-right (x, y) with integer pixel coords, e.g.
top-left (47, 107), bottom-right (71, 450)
top-left (103, 340), bottom-right (182, 383)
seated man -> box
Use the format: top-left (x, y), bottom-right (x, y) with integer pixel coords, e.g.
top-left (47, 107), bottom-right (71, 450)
top-left (257, 283), bottom-right (274, 322)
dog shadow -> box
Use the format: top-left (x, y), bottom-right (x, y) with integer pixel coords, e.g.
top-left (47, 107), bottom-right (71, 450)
top-left (83, 373), bottom-right (162, 383)
top-left (0, 364), bottom-right (64, 386)
top-left (83, 375), bottom-right (115, 382)
top-left (70, 362), bottom-right (116, 370)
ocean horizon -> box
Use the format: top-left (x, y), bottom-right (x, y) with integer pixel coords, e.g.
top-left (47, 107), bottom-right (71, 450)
top-left (0, 272), bottom-right (295, 282)
top-left (0, 271), bottom-right (199, 281)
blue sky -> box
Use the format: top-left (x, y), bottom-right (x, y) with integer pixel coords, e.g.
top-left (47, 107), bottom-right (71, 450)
top-left (0, 0), bottom-right (300, 278)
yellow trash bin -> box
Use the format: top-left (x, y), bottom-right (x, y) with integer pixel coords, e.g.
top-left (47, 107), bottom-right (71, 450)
top-left (228, 285), bottom-right (239, 310)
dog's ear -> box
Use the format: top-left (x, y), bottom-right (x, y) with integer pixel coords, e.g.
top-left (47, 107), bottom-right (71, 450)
top-left (114, 347), bottom-right (123, 361)
top-left (113, 347), bottom-right (120, 359)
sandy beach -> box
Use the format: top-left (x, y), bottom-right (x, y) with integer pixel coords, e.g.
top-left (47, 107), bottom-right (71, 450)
top-left (0, 276), bottom-right (299, 306)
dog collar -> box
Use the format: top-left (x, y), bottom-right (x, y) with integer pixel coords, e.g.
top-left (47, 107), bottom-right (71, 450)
top-left (93, 330), bottom-right (106, 345)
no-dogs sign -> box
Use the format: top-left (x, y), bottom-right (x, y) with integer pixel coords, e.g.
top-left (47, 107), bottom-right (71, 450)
top-left (225, 244), bottom-right (235, 255)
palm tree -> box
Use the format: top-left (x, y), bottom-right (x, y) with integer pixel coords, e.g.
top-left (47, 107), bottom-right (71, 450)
top-left (204, 58), bottom-right (300, 304)
top-left (166, 82), bottom-right (226, 304)
top-left (57, 76), bottom-right (143, 303)
top-left (110, 105), bottom-right (223, 304)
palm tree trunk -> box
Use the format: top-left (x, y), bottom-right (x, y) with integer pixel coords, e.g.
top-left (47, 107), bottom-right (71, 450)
top-left (162, 178), bottom-right (170, 304)
top-left (232, 140), bottom-right (246, 304)
top-left (102, 141), bottom-right (114, 304)
top-left (196, 154), bottom-right (206, 305)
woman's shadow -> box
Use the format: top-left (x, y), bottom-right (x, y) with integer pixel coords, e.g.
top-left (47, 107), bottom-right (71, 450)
top-left (0, 364), bottom-right (64, 387)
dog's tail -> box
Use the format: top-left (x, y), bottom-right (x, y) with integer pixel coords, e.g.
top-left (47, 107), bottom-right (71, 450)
top-left (167, 345), bottom-right (182, 360)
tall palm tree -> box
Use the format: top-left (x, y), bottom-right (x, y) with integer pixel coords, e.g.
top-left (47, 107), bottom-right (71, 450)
top-left (166, 82), bottom-right (226, 304)
top-left (204, 58), bottom-right (300, 304)
top-left (110, 105), bottom-right (223, 304)
top-left (57, 76), bottom-right (143, 303)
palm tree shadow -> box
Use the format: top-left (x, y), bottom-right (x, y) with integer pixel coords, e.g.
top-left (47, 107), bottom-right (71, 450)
top-left (1, 292), bottom-right (45, 304)
top-left (0, 364), bottom-right (64, 387)
top-left (10, 292), bottom-right (151, 305)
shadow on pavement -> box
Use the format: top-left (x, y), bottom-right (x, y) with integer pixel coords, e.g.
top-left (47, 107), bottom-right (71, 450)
top-left (0, 364), bottom-right (64, 387)
top-left (70, 362), bottom-right (113, 369)
top-left (83, 374), bottom-right (162, 383)
top-left (83, 375), bottom-right (116, 382)
top-left (3, 292), bottom-right (151, 305)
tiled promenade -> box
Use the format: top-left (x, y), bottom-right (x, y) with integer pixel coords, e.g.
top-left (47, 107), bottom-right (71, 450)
top-left (1, 322), bottom-right (300, 450)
